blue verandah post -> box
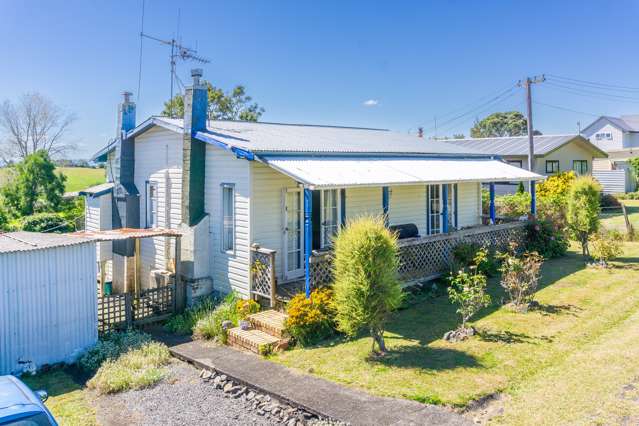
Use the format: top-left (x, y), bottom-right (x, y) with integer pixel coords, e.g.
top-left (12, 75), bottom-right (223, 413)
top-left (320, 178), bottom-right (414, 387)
top-left (304, 187), bottom-right (312, 298)
top-left (442, 184), bottom-right (449, 233)
top-left (489, 183), bottom-right (496, 224)
top-left (530, 180), bottom-right (537, 216)
top-left (382, 186), bottom-right (390, 226)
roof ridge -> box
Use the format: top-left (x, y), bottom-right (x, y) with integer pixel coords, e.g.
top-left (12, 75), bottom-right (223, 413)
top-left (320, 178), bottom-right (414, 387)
top-left (435, 134), bottom-right (580, 142)
top-left (155, 116), bottom-right (389, 132)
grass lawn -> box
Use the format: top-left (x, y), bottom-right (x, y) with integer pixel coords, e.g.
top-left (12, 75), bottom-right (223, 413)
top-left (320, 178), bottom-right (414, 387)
top-left (21, 368), bottom-right (96, 426)
top-left (0, 167), bottom-right (105, 193)
top-left (600, 199), bottom-right (639, 232)
top-left (273, 242), bottom-right (639, 423)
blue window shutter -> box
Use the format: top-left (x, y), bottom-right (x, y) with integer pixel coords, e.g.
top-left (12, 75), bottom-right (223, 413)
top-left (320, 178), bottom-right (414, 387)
top-left (340, 188), bottom-right (346, 227)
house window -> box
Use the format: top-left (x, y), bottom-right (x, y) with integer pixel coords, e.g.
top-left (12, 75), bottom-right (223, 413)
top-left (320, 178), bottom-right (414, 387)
top-left (606, 132), bottom-right (612, 140)
top-left (320, 189), bottom-right (340, 248)
top-left (545, 160), bottom-right (560, 174)
top-left (221, 184), bottom-right (235, 253)
top-left (573, 160), bottom-right (588, 175)
top-left (146, 181), bottom-right (158, 228)
top-left (508, 160), bottom-right (523, 168)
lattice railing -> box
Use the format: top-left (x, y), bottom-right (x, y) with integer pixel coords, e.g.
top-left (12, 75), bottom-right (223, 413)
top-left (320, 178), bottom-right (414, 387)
top-left (307, 222), bottom-right (527, 286)
top-left (133, 285), bottom-right (175, 323)
top-left (97, 294), bottom-right (130, 334)
top-left (250, 244), bottom-right (277, 306)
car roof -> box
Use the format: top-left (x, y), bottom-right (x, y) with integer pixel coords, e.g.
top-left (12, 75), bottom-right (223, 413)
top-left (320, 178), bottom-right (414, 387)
top-left (0, 375), bottom-right (44, 420)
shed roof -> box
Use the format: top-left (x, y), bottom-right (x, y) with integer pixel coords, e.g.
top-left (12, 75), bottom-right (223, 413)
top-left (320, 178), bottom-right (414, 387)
top-left (78, 182), bottom-right (114, 197)
top-left (72, 227), bottom-right (182, 241)
top-left (434, 134), bottom-right (607, 157)
top-left (0, 232), bottom-right (93, 254)
top-left (262, 156), bottom-right (543, 189)
top-left (126, 117), bottom-right (485, 156)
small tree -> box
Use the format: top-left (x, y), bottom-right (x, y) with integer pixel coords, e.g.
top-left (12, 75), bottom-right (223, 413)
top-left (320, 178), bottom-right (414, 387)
top-left (447, 250), bottom-right (491, 333)
top-left (1, 150), bottom-right (66, 217)
top-left (333, 216), bottom-right (403, 355)
top-left (499, 250), bottom-right (544, 310)
top-left (566, 176), bottom-right (601, 256)
top-left (590, 232), bottom-right (623, 267)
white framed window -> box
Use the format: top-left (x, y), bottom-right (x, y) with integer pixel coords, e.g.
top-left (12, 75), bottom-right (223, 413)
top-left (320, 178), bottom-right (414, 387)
top-left (146, 181), bottom-right (158, 228)
top-left (606, 132), bottom-right (613, 140)
top-left (572, 160), bottom-right (588, 175)
top-left (221, 183), bottom-right (235, 253)
top-left (595, 133), bottom-right (603, 141)
top-left (508, 160), bottom-right (523, 168)
top-left (320, 189), bottom-right (340, 248)
top-left (546, 160), bottom-right (560, 174)
top-left (427, 184), bottom-right (456, 234)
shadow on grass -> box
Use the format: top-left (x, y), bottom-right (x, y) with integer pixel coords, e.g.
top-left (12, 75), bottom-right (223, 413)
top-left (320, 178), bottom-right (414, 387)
top-left (22, 366), bottom-right (87, 397)
top-left (530, 303), bottom-right (582, 317)
top-left (612, 257), bottom-right (639, 271)
top-left (477, 329), bottom-right (554, 344)
top-left (369, 345), bottom-right (481, 371)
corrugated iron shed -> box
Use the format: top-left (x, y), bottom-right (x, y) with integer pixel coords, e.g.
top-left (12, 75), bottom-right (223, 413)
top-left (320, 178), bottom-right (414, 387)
top-left (0, 232), bottom-right (93, 254)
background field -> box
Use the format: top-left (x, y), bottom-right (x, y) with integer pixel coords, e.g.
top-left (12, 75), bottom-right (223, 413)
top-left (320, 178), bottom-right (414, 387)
top-left (0, 166), bottom-right (105, 192)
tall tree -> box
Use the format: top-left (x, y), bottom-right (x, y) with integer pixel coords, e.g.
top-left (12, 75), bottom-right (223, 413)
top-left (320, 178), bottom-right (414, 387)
top-left (163, 83), bottom-right (264, 121)
top-left (0, 92), bottom-right (76, 162)
top-left (1, 150), bottom-right (66, 217)
top-left (470, 111), bottom-right (541, 138)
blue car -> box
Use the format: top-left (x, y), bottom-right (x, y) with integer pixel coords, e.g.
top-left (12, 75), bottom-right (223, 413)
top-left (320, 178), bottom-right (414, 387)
top-left (0, 375), bottom-right (57, 426)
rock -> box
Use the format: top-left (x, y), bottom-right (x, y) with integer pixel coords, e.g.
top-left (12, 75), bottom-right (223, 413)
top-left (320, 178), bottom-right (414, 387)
top-left (246, 391), bottom-right (255, 400)
top-left (264, 395), bottom-right (271, 403)
top-left (231, 386), bottom-right (246, 398)
top-left (201, 370), bottom-right (213, 380)
top-left (219, 374), bottom-right (227, 382)
top-left (240, 320), bottom-right (251, 330)
top-left (222, 320), bottom-right (233, 330)
top-left (223, 382), bottom-right (234, 393)
top-left (257, 410), bottom-right (265, 416)
top-left (272, 407), bottom-right (280, 416)
top-left (287, 419), bottom-right (297, 426)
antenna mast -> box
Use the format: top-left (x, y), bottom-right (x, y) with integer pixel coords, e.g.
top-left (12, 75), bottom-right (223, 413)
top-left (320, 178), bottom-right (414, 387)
top-left (140, 32), bottom-right (210, 117)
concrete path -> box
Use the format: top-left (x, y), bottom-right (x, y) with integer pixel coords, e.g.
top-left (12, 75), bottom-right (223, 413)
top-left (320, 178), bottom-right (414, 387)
top-left (153, 332), bottom-right (471, 426)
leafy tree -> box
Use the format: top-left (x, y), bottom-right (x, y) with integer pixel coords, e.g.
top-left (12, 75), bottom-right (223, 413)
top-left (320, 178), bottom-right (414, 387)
top-left (566, 176), bottom-right (601, 256)
top-left (498, 250), bottom-right (544, 309)
top-left (0, 92), bottom-right (76, 162)
top-left (1, 150), bottom-right (66, 217)
top-left (447, 249), bottom-right (491, 331)
top-left (332, 216), bottom-right (403, 355)
top-left (20, 212), bottom-right (71, 233)
top-left (470, 111), bottom-right (541, 138)
top-left (163, 83), bottom-right (264, 121)
top-left (590, 231), bottom-right (623, 267)
top-left (628, 157), bottom-right (639, 183)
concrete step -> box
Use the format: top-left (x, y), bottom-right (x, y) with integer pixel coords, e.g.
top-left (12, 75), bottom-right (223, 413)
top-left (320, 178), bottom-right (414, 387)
top-left (247, 310), bottom-right (289, 339)
top-left (227, 327), bottom-right (286, 355)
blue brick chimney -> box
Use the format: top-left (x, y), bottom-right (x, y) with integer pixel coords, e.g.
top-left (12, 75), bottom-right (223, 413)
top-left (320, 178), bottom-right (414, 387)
top-left (181, 69), bottom-right (208, 226)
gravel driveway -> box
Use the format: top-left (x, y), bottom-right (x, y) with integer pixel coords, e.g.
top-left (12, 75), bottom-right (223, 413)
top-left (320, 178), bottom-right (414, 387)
top-left (95, 360), bottom-right (280, 426)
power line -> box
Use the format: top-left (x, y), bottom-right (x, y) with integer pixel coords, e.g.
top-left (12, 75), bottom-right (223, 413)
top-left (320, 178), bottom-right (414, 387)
top-left (546, 74), bottom-right (639, 92)
top-left (533, 100), bottom-right (601, 117)
top-left (544, 81), bottom-right (639, 103)
top-left (136, 0), bottom-right (146, 102)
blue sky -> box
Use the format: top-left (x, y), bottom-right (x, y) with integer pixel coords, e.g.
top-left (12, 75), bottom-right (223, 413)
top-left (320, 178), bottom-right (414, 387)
top-left (1, 0), bottom-right (638, 158)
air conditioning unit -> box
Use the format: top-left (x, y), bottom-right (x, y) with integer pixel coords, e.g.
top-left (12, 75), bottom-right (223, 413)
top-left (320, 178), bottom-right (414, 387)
top-left (149, 269), bottom-right (175, 289)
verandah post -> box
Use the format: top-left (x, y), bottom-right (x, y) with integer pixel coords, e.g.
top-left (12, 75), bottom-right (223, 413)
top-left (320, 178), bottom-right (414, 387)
top-left (530, 180), bottom-right (537, 216)
top-left (382, 186), bottom-right (390, 227)
top-left (442, 184), bottom-right (449, 233)
top-left (304, 187), bottom-right (312, 298)
top-left (489, 183), bottom-right (496, 225)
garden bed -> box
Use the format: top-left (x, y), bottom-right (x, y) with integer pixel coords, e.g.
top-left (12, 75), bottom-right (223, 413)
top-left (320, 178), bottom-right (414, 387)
top-left (272, 242), bottom-right (639, 422)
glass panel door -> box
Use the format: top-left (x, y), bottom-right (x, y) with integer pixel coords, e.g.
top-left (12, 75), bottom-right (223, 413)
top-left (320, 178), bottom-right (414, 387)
top-left (446, 184), bottom-right (455, 231)
top-left (428, 184), bottom-right (441, 234)
top-left (321, 189), bottom-right (339, 248)
top-left (283, 189), bottom-right (304, 279)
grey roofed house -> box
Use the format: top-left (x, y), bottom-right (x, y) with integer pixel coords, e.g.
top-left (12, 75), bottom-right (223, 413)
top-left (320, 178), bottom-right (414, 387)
top-left (434, 134), bottom-right (607, 158)
top-left (583, 115), bottom-right (639, 134)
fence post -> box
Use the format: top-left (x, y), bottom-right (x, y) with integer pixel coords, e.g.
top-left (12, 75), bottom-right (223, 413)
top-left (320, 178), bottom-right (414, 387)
top-left (269, 250), bottom-right (277, 308)
top-left (174, 236), bottom-right (186, 313)
top-left (125, 294), bottom-right (133, 328)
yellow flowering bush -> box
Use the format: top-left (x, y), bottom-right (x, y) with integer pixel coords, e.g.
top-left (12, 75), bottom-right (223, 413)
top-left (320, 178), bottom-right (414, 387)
top-left (285, 288), bottom-right (336, 346)
top-left (236, 299), bottom-right (260, 319)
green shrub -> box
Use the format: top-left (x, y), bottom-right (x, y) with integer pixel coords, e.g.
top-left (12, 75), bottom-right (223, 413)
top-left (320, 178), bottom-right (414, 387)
top-left (525, 219), bottom-right (568, 259)
top-left (567, 176), bottom-right (602, 256)
top-left (193, 292), bottom-right (247, 344)
top-left (333, 216), bottom-right (403, 354)
top-left (496, 192), bottom-right (530, 218)
top-left (590, 231), bottom-right (624, 267)
top-left (20, 212), bottom-right (71, 233)
top-left (235, 299), bottom-right (260, 320)
top-left (447, 268), bottom-right (491, 330)
top-left (285, 288), bottom-right (336, 346)
top-left (600, 193), bottom-right (621, 208)
top-left (87, 342), bottom-right (171, 394)
top-left (164, 296), bottom-right (218, 335)
top-left (451, 242), bottom-right (499, 277)
top-left (78, 329), bottom-right (152, 372)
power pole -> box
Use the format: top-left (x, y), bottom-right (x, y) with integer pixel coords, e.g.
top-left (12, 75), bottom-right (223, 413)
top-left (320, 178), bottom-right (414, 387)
top-left (517, 75), bottom-right (545, 184)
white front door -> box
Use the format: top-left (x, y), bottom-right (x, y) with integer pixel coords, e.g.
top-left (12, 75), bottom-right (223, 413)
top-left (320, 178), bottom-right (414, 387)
top-left (283, 188), bottom-right (304, 280)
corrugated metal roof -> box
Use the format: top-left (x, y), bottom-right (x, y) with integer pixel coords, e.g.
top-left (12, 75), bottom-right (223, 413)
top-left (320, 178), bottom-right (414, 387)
top-left (262, 156), bottom-right (543, 189)
top-left (78, 182), bottom-right (114, 197)
top-left (583, 115), bottom-right (639, 134)
top-left (129, 117), bottom-right (485, 155)
top-left (619, 115), bottom-right (639, 132)
top-left (0, 232), bottom-right (94, 254)
top-left (435, 134), bottom-right (607, 157)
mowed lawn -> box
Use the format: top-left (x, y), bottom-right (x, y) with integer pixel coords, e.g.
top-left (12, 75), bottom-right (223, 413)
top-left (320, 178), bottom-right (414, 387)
top-left (0, 166), bottom-right (105, 192)
top-left (600, 199), bottom-right (639, 232)
top-left (273, 243), bottom-right (639, 424)
top-left (22, 369), bottom-right (96, 425)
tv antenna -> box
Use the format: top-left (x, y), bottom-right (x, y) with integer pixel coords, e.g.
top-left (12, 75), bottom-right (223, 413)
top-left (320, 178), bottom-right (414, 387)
top-left (140, 32), bottom-right (210, 117)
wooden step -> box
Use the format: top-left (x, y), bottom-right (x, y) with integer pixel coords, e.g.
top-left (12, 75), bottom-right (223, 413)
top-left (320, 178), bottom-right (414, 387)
top-left (247, 310), bottom-right (289, 338)
top-left (227, 327), bottom-right (284, 355)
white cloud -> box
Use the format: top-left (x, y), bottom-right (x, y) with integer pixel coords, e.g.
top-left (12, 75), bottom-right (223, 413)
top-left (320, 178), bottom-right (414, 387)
top-left (362, 99), bottom-right (379, 107)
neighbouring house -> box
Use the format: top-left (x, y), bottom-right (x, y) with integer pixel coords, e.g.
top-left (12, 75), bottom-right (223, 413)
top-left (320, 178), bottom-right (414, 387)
top-left (0, 232), bottom-right (98, 374)
top-left (438, 134), bottom-right (607, 194)
top-left (581, 115), bottom-right (639, 193)
top-left (85, 69), bottom-right (542, 307)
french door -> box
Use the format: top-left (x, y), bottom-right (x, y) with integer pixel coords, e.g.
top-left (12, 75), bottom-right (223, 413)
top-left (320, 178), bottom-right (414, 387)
top-left (320, 189), bottom-right (340, 248)
top-left (427, 184), bottom-right (456, 234)
top-left (283, 188), bottom-right (304, 280)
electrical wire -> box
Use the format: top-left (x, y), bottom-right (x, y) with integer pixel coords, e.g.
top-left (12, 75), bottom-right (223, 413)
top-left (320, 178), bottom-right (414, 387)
top-left (532, 100), bottom-right (601, 117)
top-left (546, 74), bottom-right (639, 92)
top-left (543, 82), bottom-right (639, 104)
top-left (136, 0), bottom-right (146, 102)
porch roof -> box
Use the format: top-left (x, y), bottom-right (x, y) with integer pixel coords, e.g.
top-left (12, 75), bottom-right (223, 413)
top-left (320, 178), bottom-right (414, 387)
top-left (261, 156), bottom-right (544, 189)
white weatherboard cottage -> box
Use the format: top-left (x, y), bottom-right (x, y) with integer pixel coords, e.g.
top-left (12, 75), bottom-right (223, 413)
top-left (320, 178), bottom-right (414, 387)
top-left (86, 70), bottom-right (542, 305)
